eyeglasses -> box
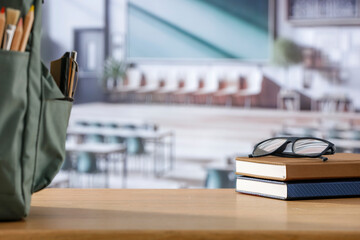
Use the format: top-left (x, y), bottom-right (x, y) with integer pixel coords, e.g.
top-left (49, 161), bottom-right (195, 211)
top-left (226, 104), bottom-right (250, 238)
top-left (249, 137), bottom-right (335, 161)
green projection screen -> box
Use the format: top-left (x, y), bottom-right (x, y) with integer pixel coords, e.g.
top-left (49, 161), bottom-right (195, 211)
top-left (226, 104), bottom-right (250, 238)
top-left (127, 0), bottom-right (273, 61)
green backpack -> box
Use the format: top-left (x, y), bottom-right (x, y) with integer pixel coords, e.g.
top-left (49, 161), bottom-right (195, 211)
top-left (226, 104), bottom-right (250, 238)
top-left (0, 0), bottom-right (72, 220)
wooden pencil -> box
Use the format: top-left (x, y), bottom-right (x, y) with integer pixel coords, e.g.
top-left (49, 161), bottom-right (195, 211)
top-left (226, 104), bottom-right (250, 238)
top-left (19, 5), bottom-right (34, 52)
top-left (11, 18), bottom-right (23, 51)
top-left (3, 8), bottom-right (20, 50)
top-left (0, 7), bottom-right (5, 48)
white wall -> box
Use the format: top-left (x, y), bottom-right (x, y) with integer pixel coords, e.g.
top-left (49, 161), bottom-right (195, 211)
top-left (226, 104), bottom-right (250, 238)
top-left (275, 1), bottom-right (360, 107)
top-left (110, 0), bottom-right (127, 60)
top-left (42, 0), bottom-right (104, 63)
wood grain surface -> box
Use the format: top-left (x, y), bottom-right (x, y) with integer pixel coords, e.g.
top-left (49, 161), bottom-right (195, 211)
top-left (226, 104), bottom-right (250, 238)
top-left (0, 189), bottom-right (359, 240)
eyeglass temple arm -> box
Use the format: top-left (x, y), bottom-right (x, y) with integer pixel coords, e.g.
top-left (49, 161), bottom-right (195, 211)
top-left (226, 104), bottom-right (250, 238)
top-left (323, 146), bottom-right (335, 155)
top-left (320, 156), bottom-right (328, 162)
top-left (319, 146), bottom-right (334, 161)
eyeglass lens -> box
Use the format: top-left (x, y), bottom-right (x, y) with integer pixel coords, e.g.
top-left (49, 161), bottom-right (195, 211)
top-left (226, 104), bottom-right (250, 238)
top-left (253, 139), bottom-right (287, 156)
top-left (293, 139), bottom-right (329, 156)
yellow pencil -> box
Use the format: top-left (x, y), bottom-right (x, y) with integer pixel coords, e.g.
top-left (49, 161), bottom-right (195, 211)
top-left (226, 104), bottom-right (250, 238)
top-left (19, 5), bottom-right (34, 52)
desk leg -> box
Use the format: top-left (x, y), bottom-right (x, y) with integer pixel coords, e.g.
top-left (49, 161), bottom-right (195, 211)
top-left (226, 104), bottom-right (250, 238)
top-left (206, 95), bottom-right (212, 105)
top-left (153, 138), bottom-right (158, 177)
top-left (296, 95), bottom-right (300, 111)
top-left (244, 97), bottom-right (251, 108)
top-left (105, 154), bottom-right (109, 188)
top-left (161, 140), bottom-right (166, 176)
top-left (170, 133), bottom-right (175, 170)
top-left (311, 99), bottom-right (316, 111)
top-left (226, 96), bottom-right (232, 107)
top-left (122, 150), bottom-right (127, 188)
top-left (349, 102), bottom-right (355, 112)
top-left (277, 94), bottom-right (282, 109)
top-left (69, 152), bottom-right (77, 188)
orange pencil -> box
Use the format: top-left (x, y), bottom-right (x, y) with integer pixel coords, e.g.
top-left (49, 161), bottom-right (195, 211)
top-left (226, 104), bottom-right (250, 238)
top-left (19, 5), bottom-right (34, 52)
top-left (0, 7), bottom-right (5, 48)
top-left (11, 18), bottom-right (23, 51)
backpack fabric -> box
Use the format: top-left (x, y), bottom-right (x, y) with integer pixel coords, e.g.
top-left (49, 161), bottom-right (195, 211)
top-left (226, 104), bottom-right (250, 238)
top-left (0, 0), bottom-right (72, 220)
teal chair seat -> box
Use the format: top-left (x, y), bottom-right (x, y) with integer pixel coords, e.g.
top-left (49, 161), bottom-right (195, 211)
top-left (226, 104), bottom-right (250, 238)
top-left (84, 134), bottom-right (104, 143)
top-left (76, 121), bottom-right (102, 127)
top-left (205, 169), bottom-right (236, 189)
top-left (126, 137), bottom-right (146, 155)
top-left (77, 152), bottom-right (98, 173)
top-left (122, 124), bottom-right (137, 130)
top-left (106, 136), bottom-right (125, 144)
top-left (103, 123), bottom-right (119, 128)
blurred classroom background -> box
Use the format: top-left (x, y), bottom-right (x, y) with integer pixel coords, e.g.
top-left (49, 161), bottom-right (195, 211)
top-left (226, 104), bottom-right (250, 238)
top-left (42, 0), bottom-right (360, 189)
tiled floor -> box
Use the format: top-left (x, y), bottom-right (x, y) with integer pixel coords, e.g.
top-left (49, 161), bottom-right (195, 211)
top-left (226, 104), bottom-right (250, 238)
top-left (52, 103), bottom-right (360, 189)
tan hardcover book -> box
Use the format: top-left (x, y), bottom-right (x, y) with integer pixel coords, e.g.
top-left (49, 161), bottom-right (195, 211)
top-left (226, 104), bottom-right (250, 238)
top-left (235, 153), bottom-right (360, 181)
top-left (50, 58), bottom-right (62, 87)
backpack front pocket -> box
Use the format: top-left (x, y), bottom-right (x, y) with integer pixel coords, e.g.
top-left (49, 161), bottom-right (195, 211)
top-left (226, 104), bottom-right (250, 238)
top-left (0, 50), bottom-right (29, 195)
top-left (32, 65), bottom-right (73, 192)
top-left (33, 98), bottom-right (72, 192)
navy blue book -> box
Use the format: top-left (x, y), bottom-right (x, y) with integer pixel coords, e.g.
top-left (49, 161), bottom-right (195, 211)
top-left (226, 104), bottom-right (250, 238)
top-left (236, 176), bottom-right (360, 200)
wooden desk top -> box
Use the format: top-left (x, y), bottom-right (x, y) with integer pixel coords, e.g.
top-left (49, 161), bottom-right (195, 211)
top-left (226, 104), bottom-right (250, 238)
top-left (1, 189), bottom-right (360, 240)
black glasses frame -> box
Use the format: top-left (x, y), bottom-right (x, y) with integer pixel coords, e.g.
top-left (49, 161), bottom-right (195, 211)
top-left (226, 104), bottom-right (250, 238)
top-left (249, 137), bottom-right (335, 161)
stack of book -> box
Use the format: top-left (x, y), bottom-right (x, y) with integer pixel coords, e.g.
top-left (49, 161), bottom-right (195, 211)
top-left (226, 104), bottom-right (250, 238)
top-left (235, 153), bottom-right (360, 200)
